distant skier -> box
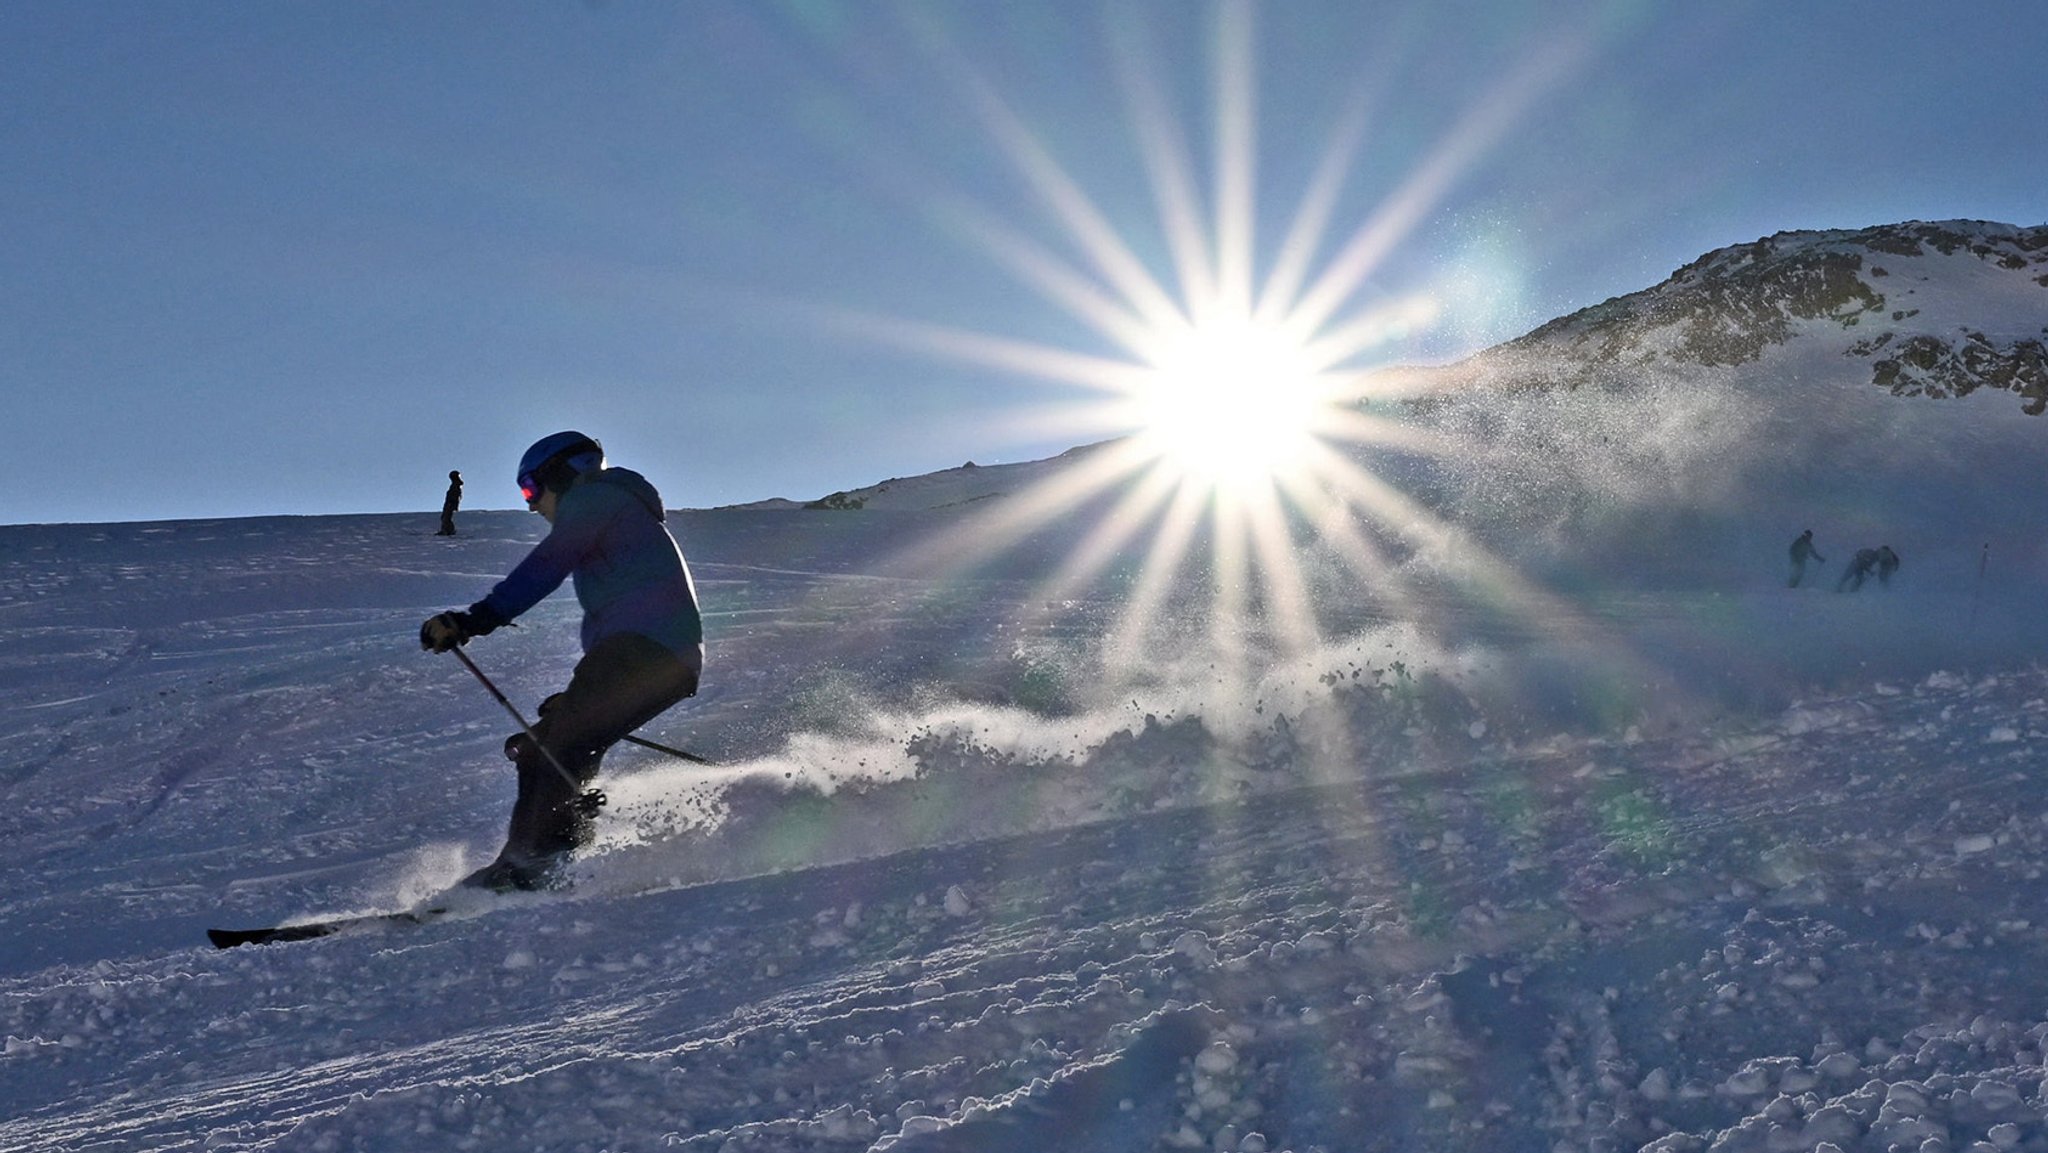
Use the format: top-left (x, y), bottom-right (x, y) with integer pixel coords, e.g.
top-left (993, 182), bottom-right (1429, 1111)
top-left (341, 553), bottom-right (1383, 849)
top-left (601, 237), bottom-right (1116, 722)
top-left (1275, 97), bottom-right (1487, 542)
top-left (420, 432), bottom-right (703, 891)
top-left (1788, 529), bottom-right (1826, 588)
top-left (436, 470), bottom-right (463, 536)
top-left (1876, 545), bottom-right (1901, 587)
top-left (1837, 548), bottom-right (1881, 593)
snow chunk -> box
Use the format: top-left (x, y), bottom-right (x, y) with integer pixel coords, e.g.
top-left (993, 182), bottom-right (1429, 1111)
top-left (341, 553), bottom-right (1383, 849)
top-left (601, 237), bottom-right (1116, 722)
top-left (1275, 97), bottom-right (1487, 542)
top-left (1816, 1051), bottom-right (1862, 1080)
top-left (1882, 1081), bottom-right (1928, 1114)
top-left (1195, 1041), bottom-right (1239, 1075)
top-left (1801, 1103), bottom-right (1861, 1146)
top-left (1172, 931), bottom-right (1217, 968)
top-left (1721, 1063), bottom-right (1777, 1097)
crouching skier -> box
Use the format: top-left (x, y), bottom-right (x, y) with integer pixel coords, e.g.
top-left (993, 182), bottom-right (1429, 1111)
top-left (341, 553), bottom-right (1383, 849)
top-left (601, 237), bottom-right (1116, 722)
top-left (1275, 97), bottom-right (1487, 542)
top-left (420, 431), bottom-right (703, 892)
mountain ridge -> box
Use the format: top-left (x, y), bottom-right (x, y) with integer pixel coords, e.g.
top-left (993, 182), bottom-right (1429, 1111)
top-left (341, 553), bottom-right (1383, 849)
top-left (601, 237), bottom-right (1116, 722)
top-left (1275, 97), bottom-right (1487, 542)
top-left (746, 219), bottom-right (2048, 516)
top-left (1470, 219), bottom-right (2048, 410)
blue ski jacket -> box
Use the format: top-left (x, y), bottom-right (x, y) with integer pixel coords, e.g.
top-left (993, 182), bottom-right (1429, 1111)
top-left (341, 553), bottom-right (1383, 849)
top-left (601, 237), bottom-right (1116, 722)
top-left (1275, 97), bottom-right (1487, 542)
top-left (471, 468), bottom-right (703, 658)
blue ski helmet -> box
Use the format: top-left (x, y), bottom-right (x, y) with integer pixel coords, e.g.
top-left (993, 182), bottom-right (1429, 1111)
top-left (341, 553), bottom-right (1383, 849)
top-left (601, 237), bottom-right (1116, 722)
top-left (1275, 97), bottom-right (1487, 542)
top-left (516, 431), bottom-right (605, 505)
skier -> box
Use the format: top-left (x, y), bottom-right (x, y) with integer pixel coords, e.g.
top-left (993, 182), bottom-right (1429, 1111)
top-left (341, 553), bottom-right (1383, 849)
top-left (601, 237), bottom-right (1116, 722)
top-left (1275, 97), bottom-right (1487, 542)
top-left (1837, 547), bottom-right (1881, 593)
top-left (436, 470), bottom-right (463, 536)
top-left (1876, 545), bottom-right (1901, 587)
top-left (419, 432), bottom-right (703, 891)
top-left (1788, 529), bottom-right (1826, 588)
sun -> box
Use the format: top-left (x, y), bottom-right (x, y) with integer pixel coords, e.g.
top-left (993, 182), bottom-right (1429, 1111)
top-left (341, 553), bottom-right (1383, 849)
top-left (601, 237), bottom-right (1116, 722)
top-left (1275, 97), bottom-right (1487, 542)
top-left (1134, 315), bottom-right (1327, 493)
top-left (808, 1), bottom-right (1600, 677)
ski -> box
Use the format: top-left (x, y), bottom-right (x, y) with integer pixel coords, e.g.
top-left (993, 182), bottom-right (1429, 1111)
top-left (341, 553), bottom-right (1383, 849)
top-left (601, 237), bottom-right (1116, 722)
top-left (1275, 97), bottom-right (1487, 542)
top-left (209, 856), bottom-right (585, 948)
top-left (207, 906), bottom-right (451, 949)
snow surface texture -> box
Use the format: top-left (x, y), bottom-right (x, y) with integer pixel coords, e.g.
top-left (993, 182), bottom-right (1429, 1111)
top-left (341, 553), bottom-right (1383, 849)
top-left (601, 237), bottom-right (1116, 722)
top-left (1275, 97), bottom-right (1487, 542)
top-left (8, 221), bottom-right (2048, 1152)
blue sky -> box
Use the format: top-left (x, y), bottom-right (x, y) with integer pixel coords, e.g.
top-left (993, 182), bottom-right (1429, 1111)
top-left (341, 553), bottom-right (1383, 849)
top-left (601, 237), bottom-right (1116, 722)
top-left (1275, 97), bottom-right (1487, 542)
top-left (3, 0), bottom-right (2043, 525)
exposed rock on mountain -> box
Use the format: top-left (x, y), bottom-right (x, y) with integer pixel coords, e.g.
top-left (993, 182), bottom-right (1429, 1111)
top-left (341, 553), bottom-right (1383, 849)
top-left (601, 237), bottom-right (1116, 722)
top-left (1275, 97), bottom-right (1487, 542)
top-left (1473, 220), bottom-right (2048, 413)
top-left (1853, 328), bottom-right (2048, 413)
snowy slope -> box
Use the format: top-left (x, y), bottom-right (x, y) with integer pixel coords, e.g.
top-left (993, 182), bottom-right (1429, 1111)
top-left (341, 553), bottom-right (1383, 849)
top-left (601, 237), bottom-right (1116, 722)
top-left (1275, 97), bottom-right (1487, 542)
top-left (1365, 221), bottom-right (2048, 588)
top-left (737, 443), bottom-right (1122, 513)
top-left (8, 221), bottom-right (2048, 1153)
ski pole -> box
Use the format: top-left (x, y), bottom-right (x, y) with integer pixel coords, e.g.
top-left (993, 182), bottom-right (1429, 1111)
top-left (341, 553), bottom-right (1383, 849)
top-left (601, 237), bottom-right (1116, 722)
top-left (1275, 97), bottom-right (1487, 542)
top-left (447, 647), bottom-right (600, 810)
top-left (530, 688), bottom-right (713, 765)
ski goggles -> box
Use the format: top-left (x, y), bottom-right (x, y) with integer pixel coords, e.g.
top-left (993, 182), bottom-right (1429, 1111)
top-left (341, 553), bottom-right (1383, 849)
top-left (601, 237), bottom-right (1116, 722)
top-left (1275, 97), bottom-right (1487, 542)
top-left (517, 472), bottom-right (543, 507)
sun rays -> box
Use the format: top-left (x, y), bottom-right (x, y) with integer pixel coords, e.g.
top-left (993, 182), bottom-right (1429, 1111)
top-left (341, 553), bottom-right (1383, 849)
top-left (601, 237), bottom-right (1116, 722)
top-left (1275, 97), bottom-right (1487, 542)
top-left (820, 2), bottom-right (1627, 695)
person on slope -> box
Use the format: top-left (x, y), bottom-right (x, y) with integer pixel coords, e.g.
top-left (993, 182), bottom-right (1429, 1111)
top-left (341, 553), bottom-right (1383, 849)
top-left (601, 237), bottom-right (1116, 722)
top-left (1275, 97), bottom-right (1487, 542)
top-left (436, 469), bottom-right (463, 536)
top-left (419, 432), bottom-right (703, 891)
top-left (1837, 547), bottom-right (1881, 593)
top-left (1787, 529), bottom-right (1826, 588)
top-left (1876, 545), bottom-right (1901, 587)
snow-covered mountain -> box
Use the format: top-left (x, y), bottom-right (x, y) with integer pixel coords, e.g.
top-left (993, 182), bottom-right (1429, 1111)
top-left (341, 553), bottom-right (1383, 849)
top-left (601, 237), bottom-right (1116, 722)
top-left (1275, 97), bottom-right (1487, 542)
top-left (722, 443), bottom-right (1118, 513)
top-left (1473, 220), bottom-right (2048, 408)
top-left (9, 220), bottom-right (2048, 1153)
top-left (1339, 221), bottom-right (2048, 591)
top-left (740, 221), bottom-right (2048, 590)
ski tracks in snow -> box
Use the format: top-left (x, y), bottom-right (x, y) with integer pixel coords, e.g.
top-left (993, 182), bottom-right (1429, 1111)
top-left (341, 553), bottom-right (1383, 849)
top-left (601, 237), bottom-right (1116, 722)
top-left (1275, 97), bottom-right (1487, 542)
top-left (12, 667), bottom-right (2048, 1150)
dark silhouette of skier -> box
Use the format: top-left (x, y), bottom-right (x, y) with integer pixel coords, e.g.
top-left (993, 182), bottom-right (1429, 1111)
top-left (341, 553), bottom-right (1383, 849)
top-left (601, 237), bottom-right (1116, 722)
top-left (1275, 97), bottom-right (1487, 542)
top-left (1837, 548), bottom-right (1880, 593)
top-left (1876, 545), bottom-right (1901, 587)
top-left (436, 470), bottom-right (463, 536)
top-left (1788, 529), bottom-right (1826, 588)
top-left (420, 433), bottom-right (702, 892)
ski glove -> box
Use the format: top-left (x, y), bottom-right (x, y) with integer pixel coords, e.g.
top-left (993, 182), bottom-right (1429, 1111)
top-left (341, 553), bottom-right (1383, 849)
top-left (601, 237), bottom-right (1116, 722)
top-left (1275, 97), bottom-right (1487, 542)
top-left (419, 606), bottom-right (504, 653)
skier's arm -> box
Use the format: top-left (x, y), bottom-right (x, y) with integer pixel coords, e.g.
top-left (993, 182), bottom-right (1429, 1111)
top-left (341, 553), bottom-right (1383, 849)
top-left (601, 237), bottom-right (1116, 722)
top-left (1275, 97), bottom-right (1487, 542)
top-left (419, 495), bottom-right (609, 652)
top-left (472, 504), bottom-right (607, 626)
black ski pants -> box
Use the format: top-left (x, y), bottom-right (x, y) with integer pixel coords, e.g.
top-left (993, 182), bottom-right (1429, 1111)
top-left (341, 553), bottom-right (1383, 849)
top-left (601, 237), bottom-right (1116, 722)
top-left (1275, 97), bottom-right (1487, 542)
top-left (492, 632), bottom-right (700, 867)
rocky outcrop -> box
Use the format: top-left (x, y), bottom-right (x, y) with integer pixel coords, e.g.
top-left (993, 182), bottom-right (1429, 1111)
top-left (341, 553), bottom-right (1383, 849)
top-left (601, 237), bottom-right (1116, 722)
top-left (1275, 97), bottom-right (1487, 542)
top-left (1470, 221), bottom-right (2048, 413)
top-left (1852, 330), bottom-right (2048, 415)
